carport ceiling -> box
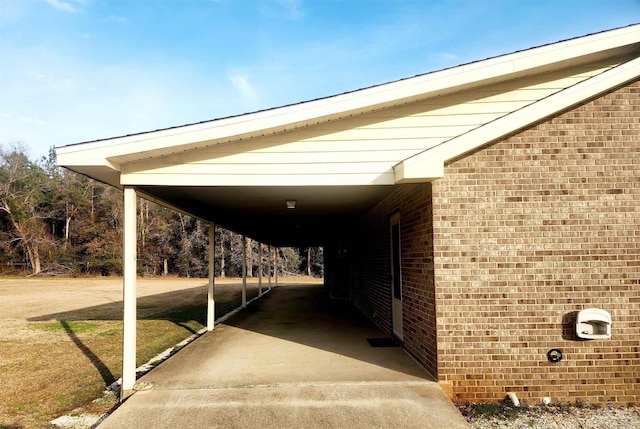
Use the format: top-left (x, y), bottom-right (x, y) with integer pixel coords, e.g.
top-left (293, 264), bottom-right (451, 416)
top-left (138, 185), bottom-right (398, 247)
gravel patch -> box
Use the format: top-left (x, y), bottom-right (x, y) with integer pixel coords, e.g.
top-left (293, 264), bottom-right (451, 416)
top-left (459, 403), bottom-right (640, 429)
top-left (51, 414), bottom-right (104, 429)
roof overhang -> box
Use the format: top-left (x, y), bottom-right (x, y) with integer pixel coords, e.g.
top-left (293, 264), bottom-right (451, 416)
top-left (55, 24), bottom-right (640, 246)
top-left (57, 24), bottom-right (640, 180)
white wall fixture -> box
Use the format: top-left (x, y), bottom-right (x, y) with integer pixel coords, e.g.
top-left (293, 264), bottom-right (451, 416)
top-left (576, 308), bottom-right (611, 340)
top-left (506, 392), bottom-right (520, 407)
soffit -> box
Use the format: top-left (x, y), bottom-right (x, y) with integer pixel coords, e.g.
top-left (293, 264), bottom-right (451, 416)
top-left (137, 185), bottom-right (399, 246)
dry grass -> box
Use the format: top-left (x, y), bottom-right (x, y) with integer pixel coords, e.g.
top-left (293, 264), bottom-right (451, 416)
top-left (0, 276), bottom-right (316, 429)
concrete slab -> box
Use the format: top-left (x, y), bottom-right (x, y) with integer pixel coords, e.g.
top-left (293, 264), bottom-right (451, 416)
top-left (98, 284), bottom-right (469, 429)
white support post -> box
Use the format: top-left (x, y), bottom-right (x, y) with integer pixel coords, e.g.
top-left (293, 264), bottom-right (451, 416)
top-left (207, 223), bottom-right (215, 331)
top-left (122, 187), bottom-right (137, 400)
top-left (258, 243), bottom-right (263, 296)
top-left (242, 235), bottom-right (247, 308)
top-left (275, 247), bottom-right (279, 287)
top-left (268, 245), bottom-right (272, 291)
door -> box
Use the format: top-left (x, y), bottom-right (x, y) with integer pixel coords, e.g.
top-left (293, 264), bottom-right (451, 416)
top-left (390, 213), bottom-right (403, 340)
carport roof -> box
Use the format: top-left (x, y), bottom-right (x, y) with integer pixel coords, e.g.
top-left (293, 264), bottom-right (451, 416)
top-left (55, 24), bottom-right (640, 246)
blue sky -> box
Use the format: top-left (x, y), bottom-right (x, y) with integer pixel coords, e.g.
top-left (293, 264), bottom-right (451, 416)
top-left (1, 0), bottom-right (639, 160)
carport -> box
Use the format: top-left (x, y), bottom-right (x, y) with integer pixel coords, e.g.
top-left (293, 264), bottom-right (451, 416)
top-left (54, 68), bottom-right (447, 398)
top-left (118, 183), bottom-right (399, 399)
top-left (55, 25), bottom-right (640, 414)
top-left (54, 109), bottom-right (460, 425)
top-left (58, 181), bottom-right (403, 399)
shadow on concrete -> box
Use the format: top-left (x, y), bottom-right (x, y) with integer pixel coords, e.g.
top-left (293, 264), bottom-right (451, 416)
top-left (29, 281), bottom-right (429, 384)
top-left (222, 283), bottom-right (432, 380)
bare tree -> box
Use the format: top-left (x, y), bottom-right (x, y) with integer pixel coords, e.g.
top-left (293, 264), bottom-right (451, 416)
top-left (0, 145), bottom-right (51, 274)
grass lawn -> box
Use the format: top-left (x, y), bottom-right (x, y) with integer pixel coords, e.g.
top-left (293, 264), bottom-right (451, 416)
top-left (0, 276), bottom-right (312, 429)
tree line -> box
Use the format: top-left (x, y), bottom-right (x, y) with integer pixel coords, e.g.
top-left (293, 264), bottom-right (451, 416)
top-left (0, 144), bottom-right (323, 278)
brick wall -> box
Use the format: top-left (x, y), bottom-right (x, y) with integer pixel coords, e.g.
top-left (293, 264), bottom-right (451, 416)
top-left (432, 80), bottom-right (640, 404)
top-left (357, 183), bottom-right (438, 377)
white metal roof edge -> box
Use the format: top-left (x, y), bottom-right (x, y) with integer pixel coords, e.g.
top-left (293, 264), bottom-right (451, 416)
top-left (394, 55), bottom-right (640, 183)
top-left (56, 24), bottom-right (640, 167)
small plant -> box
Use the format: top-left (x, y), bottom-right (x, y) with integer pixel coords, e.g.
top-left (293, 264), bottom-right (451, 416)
top-left (458, 401), bottom-right (527, 421)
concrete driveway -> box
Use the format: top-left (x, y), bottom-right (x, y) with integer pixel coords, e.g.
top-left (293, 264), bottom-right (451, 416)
top-left (97, 283), bottom-right (469, 429)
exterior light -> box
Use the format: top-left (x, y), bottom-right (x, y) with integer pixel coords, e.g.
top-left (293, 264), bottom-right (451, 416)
top-left (286, 200), bottom-right (296, 209)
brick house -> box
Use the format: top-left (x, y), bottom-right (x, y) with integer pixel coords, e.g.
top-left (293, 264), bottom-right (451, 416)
top-left (56, 24), bottom-right (640, 403)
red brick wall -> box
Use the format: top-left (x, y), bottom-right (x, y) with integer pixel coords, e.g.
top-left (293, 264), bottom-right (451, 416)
top-left (432, 80), bottom-right (640, 404)
top-left (357, 183), bottom-right (438, 377)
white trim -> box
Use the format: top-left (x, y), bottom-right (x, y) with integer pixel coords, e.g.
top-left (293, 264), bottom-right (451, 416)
top-left (390, 212), bottom-right (403, 340)
top-left (120, 172), bottom-right (396, 187)
top-left (394, 55), bottom-right (640, 183)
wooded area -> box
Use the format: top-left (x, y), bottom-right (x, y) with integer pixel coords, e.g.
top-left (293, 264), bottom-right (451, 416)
top-left (0, 144), bottom-right (323, 278)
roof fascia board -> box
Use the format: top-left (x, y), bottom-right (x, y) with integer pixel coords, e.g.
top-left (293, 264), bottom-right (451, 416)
top-left (394, 55), bottom-right (640, 184)
top-left (59, 165), bottom-right (124, 189)
top-left (56, 25), bottom-right (640, 166)
top-left (54, 153), bottom-right (123, 186)
top-left (55, 150), bottom-right (121, 169)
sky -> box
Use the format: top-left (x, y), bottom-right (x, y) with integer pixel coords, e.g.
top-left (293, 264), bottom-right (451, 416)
top-left (1, 0), bottom-right (639, 160)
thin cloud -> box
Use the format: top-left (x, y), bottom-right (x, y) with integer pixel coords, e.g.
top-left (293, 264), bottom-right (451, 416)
top-left (43, 0), bottom-right (79, 13)
top-left (441, 52), bottom-right (458, 61)
top-left (277, 0), bottom-right (304, 20)
top-left (107, 15), bottom-right (131, 26)
top-left (228, 72), bottom-right (259, 104)
top-left (18, 116), bottom-right (48, 126)
top-left (258, 0), bottom-right (305, 21)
